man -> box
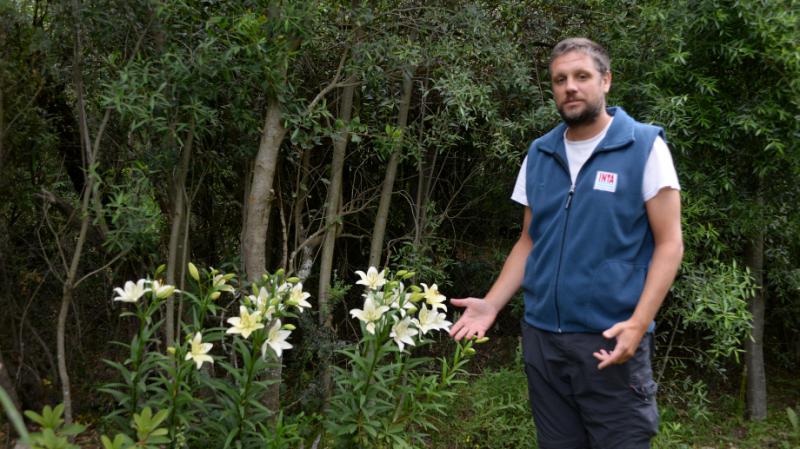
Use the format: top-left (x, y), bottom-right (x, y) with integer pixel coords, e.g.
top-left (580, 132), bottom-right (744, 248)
top-left (449, 37), bottom-right (683, 449)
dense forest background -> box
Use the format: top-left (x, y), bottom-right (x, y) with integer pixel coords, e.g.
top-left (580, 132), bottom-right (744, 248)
top-left (1, 0), bottom-right (798, 448)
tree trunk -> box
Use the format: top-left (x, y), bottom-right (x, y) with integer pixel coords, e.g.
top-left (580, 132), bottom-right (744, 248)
top-left (165, 123), bottom-right (195, 347)
top-left (317, 83), bottom-right (356, 328)
top-left (368, 70), bottom-right (413, 267)
top-left (0, 84), bottom-right (5, 175)
top-left (0, 345), bottom-right (21, 417)
top-left (53, 0), bottom-right (101, 425)
top-left (243, 100), bottom-right (286, 282)
top-left (242, 99), bottom-right (287, 414)
top-left (744, 196), bottom-right (767, 420)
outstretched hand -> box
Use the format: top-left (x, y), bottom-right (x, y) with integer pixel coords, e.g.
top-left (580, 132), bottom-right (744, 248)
top-left (448, 297), bottom-right (499, 341)
top-left (592, 319), bottom-right (647, 369)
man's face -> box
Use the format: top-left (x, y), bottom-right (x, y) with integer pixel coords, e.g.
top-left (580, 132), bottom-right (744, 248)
top-left (550, 50), bottom-right (611, 127)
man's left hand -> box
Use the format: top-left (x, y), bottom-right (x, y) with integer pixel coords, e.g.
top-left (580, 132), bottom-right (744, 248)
top-left (592, 319), bottom-right (647, 370)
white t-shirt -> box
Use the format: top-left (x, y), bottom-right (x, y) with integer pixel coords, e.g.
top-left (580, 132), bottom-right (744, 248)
top-left (511, 119), bottom-right (680, 205)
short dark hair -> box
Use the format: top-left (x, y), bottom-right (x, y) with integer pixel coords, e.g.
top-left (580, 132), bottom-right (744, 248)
top-left (550, 37), bottom-right (610, 75)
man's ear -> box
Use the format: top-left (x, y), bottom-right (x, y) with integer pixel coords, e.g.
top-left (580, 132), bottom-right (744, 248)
top-left (602, 71), bottom-right (612, 94)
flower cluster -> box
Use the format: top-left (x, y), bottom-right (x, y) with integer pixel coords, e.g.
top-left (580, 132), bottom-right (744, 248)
top-left (112, 266), bottom-right (310, 370)
top-left (226, 274), bottom-right (310, 360)
top-left (350, 267), bottom-right (451, 352)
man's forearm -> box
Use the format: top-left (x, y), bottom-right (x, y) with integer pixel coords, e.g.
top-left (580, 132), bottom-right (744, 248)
top-left (630, 237), bottom-right (683, 329)
top-left (483, 229), bottom-right (533, 313)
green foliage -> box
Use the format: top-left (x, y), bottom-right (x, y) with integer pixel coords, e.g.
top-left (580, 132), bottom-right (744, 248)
top-left (668, 260), bottom-right (754, 364)
top-left (102, 166), bottom-right (163, 254)
top-left (787, 406), bottom-right (799, 438)
top-left (24, 404), bottom-right (85, 449)
top-left (11, 400), bottom-right (169, 449)
top-left (432, 363), bottom-right (537, 449)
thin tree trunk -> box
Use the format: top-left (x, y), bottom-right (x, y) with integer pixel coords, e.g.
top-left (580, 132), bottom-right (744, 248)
top-left (243, 99), bottom-right (286, 282)
top-left (54, 0), bottom-right (101, 425)
top-left (744, 193), bottom-right (767, 420)
top-left (0, 345), bottom-right (21, 416)
top-left (318, 83), bottom-right (356, 328)
top-left (368, 69), bottom-right (413, 267)
top-left (0, 85), bottom-right (5, 175)
top-left (292, 149), bottom-right (314, 277)
top-left (165, 123), bottom-right (195, 347)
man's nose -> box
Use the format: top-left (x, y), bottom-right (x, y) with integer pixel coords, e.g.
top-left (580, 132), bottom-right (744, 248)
top-left (565, 77), bottom-right (578, 92)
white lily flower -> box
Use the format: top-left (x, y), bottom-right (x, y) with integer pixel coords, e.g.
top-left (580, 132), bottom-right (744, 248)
top-left (350, 294), bottom-right (390, 334)
top-left (355, 267), bottom-right (387, 290)
top-left (287, 283), bottom-right (312, 312)
top-left (249, 287), bottom-right (276, 319)
top-left (413, 304), bottom-right (452, 335)
top-left (113, 279), bottom-right (150, 303)
top-left (150, 280), bottom-right (176, 299)
top-left (421, 283), bottom-right (447, 311)
top-left (212, 274), bottom-right (235, 293)
top-left (185, 332), bottom-right (213, 369)
top-left (261, 319), bottom-right (293, 358)
top-left (226, 306), bottom-right (264, 339)
top-left (390, 316), bottom-right (418, 352)
top-left (388, 287), bottom-right (414, 313)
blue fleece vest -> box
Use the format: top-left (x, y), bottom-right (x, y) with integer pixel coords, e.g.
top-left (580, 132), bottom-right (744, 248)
top-left (523, 107), bottom-right (664, 333)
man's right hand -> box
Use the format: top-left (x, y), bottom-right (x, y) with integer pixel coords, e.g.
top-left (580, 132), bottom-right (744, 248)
top-left (448, 297), bottom-right (499, 341)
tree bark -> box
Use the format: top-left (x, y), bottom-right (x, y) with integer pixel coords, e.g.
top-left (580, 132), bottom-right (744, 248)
top-left (368, 69), bottom-right (413, 267)
top-left (317, 83), bottom-right (356, 328)
top-left (243, 100), bottom-right (286, 282)
top-left (744, 194), bottom-right (767, 420)
top-left (165, 122), bottom-right (195, 347)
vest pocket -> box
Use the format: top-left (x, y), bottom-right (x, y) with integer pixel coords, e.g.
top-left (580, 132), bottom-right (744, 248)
top-left (588, 260), bottom-right (647, 329)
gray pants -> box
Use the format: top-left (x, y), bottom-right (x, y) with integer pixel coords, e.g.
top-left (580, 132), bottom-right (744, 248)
top-left (521, 321), bottom-right (659, 449)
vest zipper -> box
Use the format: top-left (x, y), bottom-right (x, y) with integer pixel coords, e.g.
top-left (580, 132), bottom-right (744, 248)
top-left (553, 183), bottom-right (575, 333)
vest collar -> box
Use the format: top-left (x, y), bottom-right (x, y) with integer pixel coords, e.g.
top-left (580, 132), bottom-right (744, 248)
top-left (537, 107), bottom-right (636, 156)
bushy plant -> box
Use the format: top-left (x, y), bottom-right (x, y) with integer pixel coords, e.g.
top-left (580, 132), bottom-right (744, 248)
top-left (325, 267), bottom-right (477, 449)
top-left (99, 264), bottom-right (309, 448)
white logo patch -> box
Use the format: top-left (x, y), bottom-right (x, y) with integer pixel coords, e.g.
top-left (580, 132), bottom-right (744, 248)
top-left (594, 171), bottom-right (618, 192)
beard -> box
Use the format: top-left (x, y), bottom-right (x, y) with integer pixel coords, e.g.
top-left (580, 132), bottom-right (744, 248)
top-left (557, 97), bottom-right (604, 127)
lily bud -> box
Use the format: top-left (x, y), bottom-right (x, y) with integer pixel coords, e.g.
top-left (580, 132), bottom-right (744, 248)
top-left (210, 291), bottom-right (221, 300)
top-left (464, 347), bottom-right (476, 355)
top-left (474, 337), bottom-right (490, 344)
top-left (286, 277), bottom-right (301, 284)
top-left (156, 285), bottom-right (176, 299)
top-left (167, 346), bottom-right (176, 355)
top-left (188, 263), bottom-right (200, 282)
top-left (154, 264), bottom-right (167, 277)
top-left (282, 323), bottom-right (296, 331)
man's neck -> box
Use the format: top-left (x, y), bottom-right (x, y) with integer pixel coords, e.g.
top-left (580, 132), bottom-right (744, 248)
top-left (565, 110), bottom-right (612, 141)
